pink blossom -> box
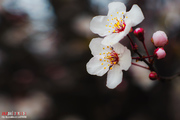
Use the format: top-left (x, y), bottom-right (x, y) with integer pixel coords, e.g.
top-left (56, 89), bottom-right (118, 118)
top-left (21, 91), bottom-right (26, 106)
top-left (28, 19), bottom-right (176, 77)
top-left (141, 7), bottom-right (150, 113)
top-left (154, 48), bottom-right (166, 59)
top-left (152, 31), bottom-right (168, 47)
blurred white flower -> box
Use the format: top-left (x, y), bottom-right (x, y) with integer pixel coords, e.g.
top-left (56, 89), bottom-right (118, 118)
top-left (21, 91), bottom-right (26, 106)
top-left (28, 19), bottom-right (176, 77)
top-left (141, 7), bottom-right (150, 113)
top-left (86, 38), bottom-right (131, 89)
top-left (90, 2), bottom-right (144, 46)
top-left (130, 61), bottom-right (157, 91)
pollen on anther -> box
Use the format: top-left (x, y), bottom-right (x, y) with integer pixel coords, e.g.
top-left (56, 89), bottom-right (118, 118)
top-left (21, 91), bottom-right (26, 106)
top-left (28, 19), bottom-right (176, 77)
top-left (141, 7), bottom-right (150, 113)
top-left (109, 25), bottom-right (111, 27)
top-left (103, 47), bottom-right (105, 50)
top-left (99, 53), bottom-right (101, 55)
top-left (117, 12), bottom-right (119, 14)
top-left (108, 31), bottom-right (110, 33)
top-left (108, 64), bottom-right (110, 66)
top-left (110, 48), bottom-right (112, 50)
top-left (110, 67), bottom-right (112, 70)
top-left (101, 63), bottom-right (103, 65)
top-left (104, 60), bottom-right (106, 62)
top-left (112, 18), bottom-right (113, 20)
top-left (106, 25), bottom-right (107, 27)
top-left (107, 19), bottom-right (109, 21)
top-left (122, 12), bottom-right (124, 14)
top-left (126, 16), bottom-right (128, 18)
top-left (114, 62), bottom-right (116, 64)
top-left (111, 15), bottom-right (112, 16)
top-left (107, 46), bottom-right (109, 48)
top-left (99, 59), bottom-right (102, 61)
top-left (103, 53), bottom-right (105, 54)
top-left (110, 23), bottom-right (112, 24)
top-left (104, 67), bottom-right (106, 69)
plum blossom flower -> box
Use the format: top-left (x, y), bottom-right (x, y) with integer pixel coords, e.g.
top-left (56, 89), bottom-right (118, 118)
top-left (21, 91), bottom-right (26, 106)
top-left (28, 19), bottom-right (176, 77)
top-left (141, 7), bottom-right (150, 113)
top-left (90, 2), bottom-right (144, 46)
top-left (86, 38), bottom-right (131, 89)
top-left (152, 31), bottom-right (168, 47)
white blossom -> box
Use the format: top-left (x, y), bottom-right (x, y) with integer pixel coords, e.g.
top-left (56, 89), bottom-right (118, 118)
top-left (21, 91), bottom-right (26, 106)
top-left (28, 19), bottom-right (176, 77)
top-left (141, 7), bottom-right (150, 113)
top-left (86, 38), bottom-right (131, 89)
top-left (90, 2), bottom-right (144, 46)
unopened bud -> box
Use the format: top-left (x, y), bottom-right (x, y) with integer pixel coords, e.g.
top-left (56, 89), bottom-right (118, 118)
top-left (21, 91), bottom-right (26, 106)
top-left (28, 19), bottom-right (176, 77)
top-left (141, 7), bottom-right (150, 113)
top-left (154, 48), bottom-right (166, 59)
top-left (149, 71), bottom-right (158, 80)
top-left (134, 28), bottom-right (144, 42)
top-left (152, 31), bottom-right (168, 47)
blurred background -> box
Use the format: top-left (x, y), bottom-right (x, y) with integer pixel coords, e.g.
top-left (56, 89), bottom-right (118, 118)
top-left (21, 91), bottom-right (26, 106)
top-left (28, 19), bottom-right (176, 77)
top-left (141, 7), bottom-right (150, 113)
top-left (0, 0), bottom-right (179, 120)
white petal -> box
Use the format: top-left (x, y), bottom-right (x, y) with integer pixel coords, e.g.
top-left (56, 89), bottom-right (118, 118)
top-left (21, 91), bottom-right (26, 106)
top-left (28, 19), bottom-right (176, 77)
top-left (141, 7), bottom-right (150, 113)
top-left (106, 65), bottom-right (123, 89)
top-left (107, 2), bottom-right (126, 16)
top-left (126, 4), bottom-right (144, 26)
top-left (119, 47), bottom-right (131, 71)
top-left (101, 20), bottom-right (132, 46)
top-left (90, 16), bottom-right (112, 36)
top-left (101, 33), bottom-right (120, 46)
top-left (89, 38), bottom-right (104, 56)
top-left (112, 43), bottom-right (125, 55)
top-left (86, 56), bottom-right (109, 76)
top-left (89, 38), bottom-right (112, 56)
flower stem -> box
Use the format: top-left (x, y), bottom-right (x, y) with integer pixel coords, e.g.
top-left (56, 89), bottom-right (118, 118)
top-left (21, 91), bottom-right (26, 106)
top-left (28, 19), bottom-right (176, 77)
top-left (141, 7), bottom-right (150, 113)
top-left (127, 34), bottom-right (155, 71)
top-left (132, 55), bottom-right (154, 60)
top-left (142, 42), bottom-right (151, 62)
top-left (132, 62), bottom-right (149, 70)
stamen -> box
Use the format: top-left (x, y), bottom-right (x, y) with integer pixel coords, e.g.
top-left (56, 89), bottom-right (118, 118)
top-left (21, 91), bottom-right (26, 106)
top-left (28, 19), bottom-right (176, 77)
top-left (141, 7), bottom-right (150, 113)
top-left (103, 48), bottom-right (105, 50)
top-left (103, 53), bottom-right (105, 54)
top-left (106, 25), bottom-right (107, 27)
top-left (99, 53), bottom-right (101, 55)
top-left (104, 67), bottom-right (106, 69)
top-left (107, 46), bottom-right (109, 48)
top-left (117, 12), bottom-right (119, 14)
top-left (122, 12), bottom-right (124, 14)
top-left (101, 63), bottom-right (103, 65)
top-left (110, 67), bottom-right (112, 70)
top-left (107, 19), bottom-right (109, 21)
top-left (108, 64), bottom-right (110, 66)
top-left (108, 31), bottom-right (110, 33)
top-left (99, 59), bottom-right (102, 61)
top-left (114, 62), bottom-right (116, 64)
top-left (111, 15), bottom-right (112, 16)
top-left (104, 60), bottom-right (106, 62)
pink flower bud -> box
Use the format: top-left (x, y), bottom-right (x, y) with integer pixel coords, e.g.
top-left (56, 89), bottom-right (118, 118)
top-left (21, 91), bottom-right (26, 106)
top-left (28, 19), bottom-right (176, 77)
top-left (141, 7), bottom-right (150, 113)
top-left (154, 48), bottom-right (166, 59)
top-left (152, 31), bottom-right (168, 47)
top-left (149, 71), bottom-right (158, 80)
top-left (134, 28), bottom-right (144, 42)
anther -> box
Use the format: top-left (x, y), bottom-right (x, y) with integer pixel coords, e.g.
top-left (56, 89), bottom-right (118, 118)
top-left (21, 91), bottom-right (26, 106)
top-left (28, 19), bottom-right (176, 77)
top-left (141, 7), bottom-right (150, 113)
top-left (110, 67), bottom-right (112, 70)
top-left (101, 63), bottom-right (103, 65)
top-left (104, 67), bottom-right (106, 69)
top-left (99, 59), bottom-right (102, 61)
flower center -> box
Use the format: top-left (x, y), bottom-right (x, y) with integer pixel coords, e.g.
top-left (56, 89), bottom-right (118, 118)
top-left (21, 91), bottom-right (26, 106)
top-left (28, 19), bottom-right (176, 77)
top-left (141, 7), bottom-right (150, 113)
top-left (113, 19), bottom-right (126, 33)
top-left (106, 12), bottom-right (128, 33)
top-left (99, 46), bottom-right (119, 70)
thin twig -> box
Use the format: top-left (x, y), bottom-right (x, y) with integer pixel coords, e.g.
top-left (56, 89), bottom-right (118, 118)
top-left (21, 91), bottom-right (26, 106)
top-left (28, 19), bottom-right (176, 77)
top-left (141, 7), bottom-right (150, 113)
top-left (132, 62), bottom-right (149, 70)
